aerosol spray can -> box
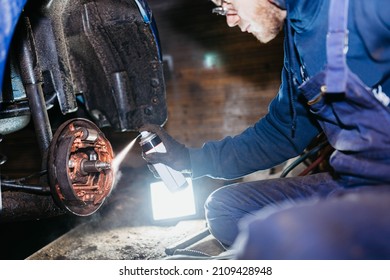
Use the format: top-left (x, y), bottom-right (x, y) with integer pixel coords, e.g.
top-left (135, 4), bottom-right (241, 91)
top-left (139, 131), bottom-right (188, 192)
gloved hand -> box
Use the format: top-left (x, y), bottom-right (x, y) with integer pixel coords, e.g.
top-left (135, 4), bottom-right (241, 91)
top-left (139, 124), bottom-right (192, 173)
top-left (146, 163), bottom-right (160, 179)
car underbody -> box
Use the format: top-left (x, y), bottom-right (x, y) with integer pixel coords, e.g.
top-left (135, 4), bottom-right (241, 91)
top-left (0, 0), bottom-right (167, 221)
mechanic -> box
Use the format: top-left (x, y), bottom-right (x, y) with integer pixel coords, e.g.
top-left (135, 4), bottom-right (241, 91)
top-left (140, 0), bottom-right (390, 258)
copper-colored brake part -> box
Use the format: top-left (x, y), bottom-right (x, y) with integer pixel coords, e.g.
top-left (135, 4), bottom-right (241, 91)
top-left (48, 118), bottom-right (114, 216)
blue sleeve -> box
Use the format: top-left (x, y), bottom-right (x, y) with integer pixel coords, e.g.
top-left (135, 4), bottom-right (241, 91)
top-left (189, 68), bottom-right (321, 179)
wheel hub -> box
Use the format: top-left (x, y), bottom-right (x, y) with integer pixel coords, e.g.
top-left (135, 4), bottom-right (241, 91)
top-left (48, 118), bottom-right (114, 216)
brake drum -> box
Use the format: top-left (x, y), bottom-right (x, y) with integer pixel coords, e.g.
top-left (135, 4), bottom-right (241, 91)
top-left (48, 118), bottom-right (114, 216)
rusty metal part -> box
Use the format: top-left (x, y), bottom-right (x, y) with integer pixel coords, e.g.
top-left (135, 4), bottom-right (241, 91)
top-left (79, 160), bottom-right (111, 176)
top-left (15, 16), bottom-right (53, 157)
top-left (48, 118), bottom-right (114, 216)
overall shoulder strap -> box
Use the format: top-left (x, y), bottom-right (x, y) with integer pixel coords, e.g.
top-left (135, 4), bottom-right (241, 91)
top-left (325, 0), bottom-right (349, 93)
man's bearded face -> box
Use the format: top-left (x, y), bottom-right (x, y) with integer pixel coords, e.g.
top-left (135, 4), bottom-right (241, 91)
top-left (252, 1), bottom-right (286, 42)
top-left (224, 0), bottom-right (286, 43)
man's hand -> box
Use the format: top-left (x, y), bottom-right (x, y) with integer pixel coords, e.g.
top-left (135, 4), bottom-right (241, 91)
top-left (139, 124), bottom-right (192, 173)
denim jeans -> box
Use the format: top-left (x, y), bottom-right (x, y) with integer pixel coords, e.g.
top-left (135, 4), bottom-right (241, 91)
top-left (205, 173), bottom-right (390, 259)
top-left (232, 184), bottom-right (390, 259)
top-left (204, 172), bottom-right (343, 247)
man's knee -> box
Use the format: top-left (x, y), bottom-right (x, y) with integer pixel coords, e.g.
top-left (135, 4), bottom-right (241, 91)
top-left (204, 184), bottom-right (246, 219)
top-left (233, 190), bottom-right (390, 259)
top-left (204, 186), bottom-right (243, 247)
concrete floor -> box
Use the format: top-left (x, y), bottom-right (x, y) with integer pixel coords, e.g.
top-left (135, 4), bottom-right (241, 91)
top-left (27, 219), bottom-right (222, 260)
top-left (26, 161), bottom-right (226, 260)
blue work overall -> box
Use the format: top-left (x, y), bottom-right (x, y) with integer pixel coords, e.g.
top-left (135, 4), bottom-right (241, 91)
top-left (206, 0), bottom-right (390, 258)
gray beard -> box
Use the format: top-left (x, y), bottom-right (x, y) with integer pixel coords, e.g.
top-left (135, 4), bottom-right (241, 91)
top-left (252, 2), bottom-right (285, 43)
